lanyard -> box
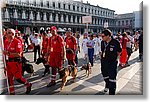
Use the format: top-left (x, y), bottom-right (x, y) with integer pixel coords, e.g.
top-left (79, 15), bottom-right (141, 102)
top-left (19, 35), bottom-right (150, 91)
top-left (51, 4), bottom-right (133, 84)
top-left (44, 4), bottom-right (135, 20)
top-left (104, 42), bottom-right (109, 52)
top-left (103, 42), bottom-right (109, 58)
top-left (6, 39), bottom-right (13, 51)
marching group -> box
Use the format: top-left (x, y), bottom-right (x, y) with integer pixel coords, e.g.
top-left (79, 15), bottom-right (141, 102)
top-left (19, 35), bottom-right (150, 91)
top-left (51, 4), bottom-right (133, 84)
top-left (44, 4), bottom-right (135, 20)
top-left (1, 26), bottom-right (143, 95)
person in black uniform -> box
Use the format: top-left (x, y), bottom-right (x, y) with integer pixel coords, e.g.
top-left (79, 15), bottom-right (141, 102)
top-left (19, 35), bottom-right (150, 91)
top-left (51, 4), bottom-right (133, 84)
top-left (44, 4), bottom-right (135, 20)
top-left (101, 29), bottom-right (122, 95)
top-left (138, 31), bottom-right (143, 61)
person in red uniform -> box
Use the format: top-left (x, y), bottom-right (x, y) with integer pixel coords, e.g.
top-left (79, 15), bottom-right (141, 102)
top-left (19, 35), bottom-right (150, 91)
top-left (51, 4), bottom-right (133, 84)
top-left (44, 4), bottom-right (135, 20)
top-left (15, 30), bottom-right (24, 51)
top-left (41, 32), bottom-right (50, 77)
top-left (47, 26), bottom-right (65, 87)
top-left (65, 28), bottom-right (77, 66)
top-left (3, 29), bottom-right (32, 95)
top-left (41, 32), bottom-right (48, 58)
top-left (119, 32), bottom-right (130, 67)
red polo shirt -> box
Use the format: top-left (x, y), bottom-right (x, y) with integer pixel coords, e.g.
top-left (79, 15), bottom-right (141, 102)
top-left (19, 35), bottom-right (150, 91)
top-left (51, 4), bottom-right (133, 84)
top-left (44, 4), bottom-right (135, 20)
top-left (65, 36), bottom-right (77, 51)
top-left (42, 37), bottom-right (49, 49)
top-left (4, 38), bottom-right (22, 58)
top-left (48, 34), bottom-right (64, 53)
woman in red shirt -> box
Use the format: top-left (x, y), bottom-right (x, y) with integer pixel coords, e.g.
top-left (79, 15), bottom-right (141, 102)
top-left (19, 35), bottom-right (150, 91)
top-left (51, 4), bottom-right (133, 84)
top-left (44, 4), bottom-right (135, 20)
top-left (119, 32), bottom-right (130, 67)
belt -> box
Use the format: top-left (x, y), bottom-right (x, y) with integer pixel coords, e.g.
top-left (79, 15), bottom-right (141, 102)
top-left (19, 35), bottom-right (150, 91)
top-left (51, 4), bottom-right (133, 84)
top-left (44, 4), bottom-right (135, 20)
top-left (7, 58), bottom-right (22, 62)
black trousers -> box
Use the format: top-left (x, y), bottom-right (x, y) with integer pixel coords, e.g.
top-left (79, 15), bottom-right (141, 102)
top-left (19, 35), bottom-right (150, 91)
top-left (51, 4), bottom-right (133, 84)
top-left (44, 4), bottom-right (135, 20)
top-left (24, 40), bottom-right (29, 51)
top-left (101, 59), bottom-right (118, 95)
top-left (139, 44), bottom-right (143, 59)
top-left (34, 45), bottom-right (40, 62)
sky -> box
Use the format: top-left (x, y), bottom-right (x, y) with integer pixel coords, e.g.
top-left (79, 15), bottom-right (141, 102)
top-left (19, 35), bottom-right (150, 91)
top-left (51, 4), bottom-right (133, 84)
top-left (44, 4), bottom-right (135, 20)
top-left (75, 0), bottom-right (143, 14)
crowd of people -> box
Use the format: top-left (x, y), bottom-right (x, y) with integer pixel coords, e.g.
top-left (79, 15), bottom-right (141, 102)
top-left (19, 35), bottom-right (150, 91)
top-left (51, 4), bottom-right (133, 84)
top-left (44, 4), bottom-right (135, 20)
top-left (1, 26), bottom-right (143, 95)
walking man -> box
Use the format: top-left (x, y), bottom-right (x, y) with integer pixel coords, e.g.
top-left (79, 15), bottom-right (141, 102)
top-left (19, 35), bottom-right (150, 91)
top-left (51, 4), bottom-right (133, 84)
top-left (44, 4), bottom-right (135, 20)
top-left (101, 29), bottom-right (122, 95)
top-left (47, 26), bottom-right (65, 87)
top-left (3, 29), bottom-right (32, 95)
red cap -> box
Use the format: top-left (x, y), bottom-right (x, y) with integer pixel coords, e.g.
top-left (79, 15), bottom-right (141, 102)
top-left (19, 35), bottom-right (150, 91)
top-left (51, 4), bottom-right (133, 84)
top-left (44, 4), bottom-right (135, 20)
top-left (15, 29), bottom-right (19, 33)
top-left (50, 26), bottom-right (57, 31)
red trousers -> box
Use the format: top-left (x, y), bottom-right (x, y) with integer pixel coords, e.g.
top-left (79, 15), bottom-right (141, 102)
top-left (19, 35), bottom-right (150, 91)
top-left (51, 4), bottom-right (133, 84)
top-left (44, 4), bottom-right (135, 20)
top-left (48, 52), bottom-right (63, 69)
top-left (66, 53), bottom-right (75, 60)
top-left (6, 62), bottom-right (29, 94)
top-left (120, 49), bottom-right (127, 65)
top-left (48, 52), bottom-right (63, 81)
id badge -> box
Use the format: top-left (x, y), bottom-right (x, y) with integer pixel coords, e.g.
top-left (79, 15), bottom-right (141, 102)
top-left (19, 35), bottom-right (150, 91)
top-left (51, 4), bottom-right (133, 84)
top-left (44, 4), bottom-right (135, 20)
top-left (6, 55), bottom-right (9, 60)
top-left (51, 48), bottom-right (53, 52)
top-left (103, 52), bottom-right (105, 58)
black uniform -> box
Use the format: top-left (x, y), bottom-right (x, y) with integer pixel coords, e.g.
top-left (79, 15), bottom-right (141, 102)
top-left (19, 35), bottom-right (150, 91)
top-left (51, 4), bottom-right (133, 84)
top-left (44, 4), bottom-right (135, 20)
top-left (138, 34), bottom-right (143, 60)
top-left (101, 39), bottom-right (122, 95)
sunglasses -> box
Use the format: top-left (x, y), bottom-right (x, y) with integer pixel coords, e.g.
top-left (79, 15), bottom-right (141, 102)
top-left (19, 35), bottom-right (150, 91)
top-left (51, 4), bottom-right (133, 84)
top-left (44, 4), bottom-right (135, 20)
top-left (8, 32), bottom-right (13, 34)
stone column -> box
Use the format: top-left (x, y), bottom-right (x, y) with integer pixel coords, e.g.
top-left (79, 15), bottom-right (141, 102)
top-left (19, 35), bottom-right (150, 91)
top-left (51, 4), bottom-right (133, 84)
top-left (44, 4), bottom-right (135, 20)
top-left (29, 11), bottom-right (34, 20)
top-left (55, 13), bottom-right (58, 22)
top-left (70, 4), bottom-right (73, 10)
top-left (79, 6), bottom-right (81, 12)
top-left (79, 16), bottom-right (81, 24)
top-left (75, 16), bottom-right (77, 23)
top-left (86, 6), bottom-right (88, 13)
top-left (61, 2), bottom-right (63, 9)
top-left (93, 18), bottom-right (95, 24)
top-left (75, 5), bottom-right (77, 11)
top-left (43, 12), bottom-right (47, 21)
top-left (55, 1), bottom-right (58, 8)
top-left (36, 12), bottom-right (40, 21)
top-left (49, 13), bottom-right (53, 21)
top-left (13, 9), bottom-right (18, 19)
top-left (96, 18), bottom-right (98, 25)
top-left (22, 10), bottom-right (26, 19)
top-left (4, 8), bottom-right (9, 19)
top-left (61, 14), bottom-right (64, 22)
top-left (66, 3), bottom-right (68, 9)
top-left (99, 19), bottom-right (101, 25)
top-left (83, 6), bottom-right (85, 12)
top-left (70, 15), bottom-right (73, 23)
top-left (66, 15), bottom-right (69, 23)
top-left (49, 0), bottom-right (52, 7)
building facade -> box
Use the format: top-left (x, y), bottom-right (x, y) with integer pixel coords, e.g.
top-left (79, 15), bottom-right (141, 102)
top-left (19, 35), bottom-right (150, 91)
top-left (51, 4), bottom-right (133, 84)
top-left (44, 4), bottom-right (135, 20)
top-left (2, 0), bottom-right (116, 34)
top-left (115, 11), bottom-right (143, 33)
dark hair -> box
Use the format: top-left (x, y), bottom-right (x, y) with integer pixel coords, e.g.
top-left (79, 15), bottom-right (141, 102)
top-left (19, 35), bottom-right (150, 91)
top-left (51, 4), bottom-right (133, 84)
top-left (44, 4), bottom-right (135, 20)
top-left (122, 32), bottom-right (127, 37)
top-left (43, 32), bottom-right (47, 36)
top-left (126, 32), bottom-right (130, 35)
top-left (102, 29), bottom-right (112, 36)
top-left (90, 34), bottom-right (93, 38)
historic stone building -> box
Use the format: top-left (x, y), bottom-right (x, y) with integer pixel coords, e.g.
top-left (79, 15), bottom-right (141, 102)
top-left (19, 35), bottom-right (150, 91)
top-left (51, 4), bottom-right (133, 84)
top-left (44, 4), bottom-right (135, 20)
top-left (2, 0), bottom-right (116, 34)
top-left (115, 11), bottom-right (143, 33)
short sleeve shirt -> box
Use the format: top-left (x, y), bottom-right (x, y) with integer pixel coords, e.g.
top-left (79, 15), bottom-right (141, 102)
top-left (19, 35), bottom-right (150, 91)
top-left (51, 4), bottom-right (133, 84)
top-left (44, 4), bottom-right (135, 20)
top-left (4, 38), bottom-right (22, 58)
top-left (101, 39), bottom-right (122, 62)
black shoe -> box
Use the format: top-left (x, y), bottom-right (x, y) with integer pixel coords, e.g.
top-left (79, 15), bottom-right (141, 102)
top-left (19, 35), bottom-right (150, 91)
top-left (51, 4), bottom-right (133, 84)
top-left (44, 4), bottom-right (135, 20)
top-left (47, 71), bottom-right (50, 74)
top-left (26, 83), bottom-right (32, 94)
top-left (47, 81), bottom-right (56, 87)
top-left (10, 92), bottom-right (15, 95)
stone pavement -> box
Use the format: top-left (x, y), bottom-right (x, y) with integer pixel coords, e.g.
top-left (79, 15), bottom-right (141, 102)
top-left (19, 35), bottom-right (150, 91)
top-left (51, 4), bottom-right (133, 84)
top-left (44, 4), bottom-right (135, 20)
top-left (0, 47), bottom-right (143, 95)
